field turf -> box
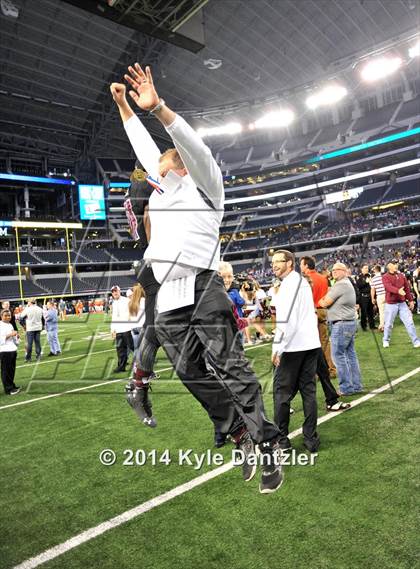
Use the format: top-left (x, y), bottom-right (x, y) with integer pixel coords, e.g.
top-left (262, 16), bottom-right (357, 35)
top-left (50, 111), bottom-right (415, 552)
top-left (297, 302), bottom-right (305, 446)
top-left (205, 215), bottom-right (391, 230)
top-left (0, 314), bottom-right (419, 569)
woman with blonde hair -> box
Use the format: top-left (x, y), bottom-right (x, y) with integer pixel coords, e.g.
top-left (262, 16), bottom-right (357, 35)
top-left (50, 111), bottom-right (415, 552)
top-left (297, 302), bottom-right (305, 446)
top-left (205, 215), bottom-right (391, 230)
top-left (128, 283), bottom-right (146, 350)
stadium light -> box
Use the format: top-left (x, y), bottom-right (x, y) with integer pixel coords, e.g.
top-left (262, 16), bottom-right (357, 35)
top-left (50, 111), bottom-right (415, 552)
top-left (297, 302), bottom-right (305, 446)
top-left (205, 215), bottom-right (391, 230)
top-left (360, 56), bottom-right (402, 82)
top-left (252, 109), bottom-right (295, 129)
top-left (408, 41), bottom-right (420, 58)
top-left (197, 123), bottom-right (242, 137)
top-left (305, 85), bottom-right (347, 110)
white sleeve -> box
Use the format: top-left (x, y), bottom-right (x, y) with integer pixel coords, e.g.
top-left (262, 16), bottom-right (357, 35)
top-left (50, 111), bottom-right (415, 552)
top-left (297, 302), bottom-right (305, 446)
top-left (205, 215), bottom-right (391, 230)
top-left (123, 115), bottom-right (161, 180)
top-left (165, 114), bottom-right (224, 210)
top-left (272, 277), bottom-right (301, 357)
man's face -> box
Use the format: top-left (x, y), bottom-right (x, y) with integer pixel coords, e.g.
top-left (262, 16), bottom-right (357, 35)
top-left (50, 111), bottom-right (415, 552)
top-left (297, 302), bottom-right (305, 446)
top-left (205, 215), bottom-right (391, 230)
top-left (332, 266), bottom-right (347, 281)
top-left (158, 154), bottom-right (186, 179)
top-left (272, 254), bottom-right (291, 279)
top-left (1, 311), bottom-right (11, 323)
top-left (300, 260), bottom-right (308, 275)
top-left (388, 262), bottom-right (398, 274)
top-left (219, 270), bottom-right (233, 290)
top-left (362, 265), bottom-right (369, 275)
top-left (111, 289), bottom-right (120, 300)
top-left (2, 301), bottom-right (10, 310)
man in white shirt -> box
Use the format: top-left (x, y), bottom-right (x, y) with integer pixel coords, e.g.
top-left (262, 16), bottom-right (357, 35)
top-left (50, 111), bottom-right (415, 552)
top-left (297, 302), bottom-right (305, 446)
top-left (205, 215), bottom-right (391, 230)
top-left (20, 298), bottom-right (43, 362)
top-left (271, 250), bottom-right (321, 453)
top-left (110, 64), bottom-right (282, 494)
top-left (110, 285), bottom-right (134, 374)
top-left (370, 265), bottom-right (386, 331)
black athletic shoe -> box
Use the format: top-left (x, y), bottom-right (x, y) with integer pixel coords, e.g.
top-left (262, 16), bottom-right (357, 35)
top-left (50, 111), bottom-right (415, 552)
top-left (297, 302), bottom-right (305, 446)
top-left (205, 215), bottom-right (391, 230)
top-left (126, 382), bottom-right (157, 428)
top-left (304, 436), bottom-right (320, 454)
top-left (259, 441), bottom-right (284, 494)
top-left (214, 430), bottom-right (227, 448)
top-left (113, 367), bottom-right (126, 374)
top-left (259, 458), bottom-right (283, 494)
top-left (237, 432), bottom-right (257, 482)
top-left (8, 387), bottom-right (21, 395)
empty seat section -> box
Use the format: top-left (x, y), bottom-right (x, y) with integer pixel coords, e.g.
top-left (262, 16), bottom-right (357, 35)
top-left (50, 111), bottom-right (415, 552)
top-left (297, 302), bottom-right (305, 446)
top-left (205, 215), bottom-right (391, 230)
top-left (353, 103), bottom-right (399, 134)
top-left (396, 96), bottom-right (420, 122)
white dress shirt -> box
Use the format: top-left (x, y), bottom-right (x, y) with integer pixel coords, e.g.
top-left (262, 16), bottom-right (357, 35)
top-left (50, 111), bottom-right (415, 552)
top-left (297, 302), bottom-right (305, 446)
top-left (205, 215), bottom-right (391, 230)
top-left (110, 296), bottom-right (132, 334)
top-left (124, 113), bottom-right (224, 284)
top-left (272, 271), bottom-right (320, 357)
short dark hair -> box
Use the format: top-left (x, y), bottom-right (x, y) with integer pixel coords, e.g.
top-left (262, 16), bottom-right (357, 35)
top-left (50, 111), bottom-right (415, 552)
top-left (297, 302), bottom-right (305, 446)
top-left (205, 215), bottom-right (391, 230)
top-left (159, 148), bottom-right (185, 169)
top-left (373, 264), bottom-right (381, 272)
top-left (1, 309), bottom-right (11, 317)
top-left (300, 256), bottom-right (316, 270)
top-left (273, 249), bottom-right (295, 267)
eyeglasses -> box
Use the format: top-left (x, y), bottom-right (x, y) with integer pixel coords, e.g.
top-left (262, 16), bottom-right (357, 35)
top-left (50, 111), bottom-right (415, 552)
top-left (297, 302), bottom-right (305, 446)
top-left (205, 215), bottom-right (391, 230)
top-left (271, 259), bottom-right (287, 265)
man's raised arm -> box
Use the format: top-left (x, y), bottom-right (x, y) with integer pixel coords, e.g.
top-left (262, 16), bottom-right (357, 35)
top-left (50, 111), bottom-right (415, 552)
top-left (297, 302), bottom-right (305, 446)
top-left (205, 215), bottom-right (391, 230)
top-left (110, 81), bottom-right (161, 180)
top-left (124, 63), bottom-right (223, 209)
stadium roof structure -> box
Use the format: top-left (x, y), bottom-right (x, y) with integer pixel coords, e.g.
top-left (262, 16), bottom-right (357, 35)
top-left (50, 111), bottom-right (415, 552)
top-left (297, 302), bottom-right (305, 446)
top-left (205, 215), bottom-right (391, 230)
top-left (0, 0), bottom-right (419, 176)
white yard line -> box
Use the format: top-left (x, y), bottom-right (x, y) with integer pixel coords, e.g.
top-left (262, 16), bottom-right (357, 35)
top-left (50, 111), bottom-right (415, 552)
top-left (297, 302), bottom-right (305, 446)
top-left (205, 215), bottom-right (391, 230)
top-left (11, 366), bottom-right (420, 569)
top-left (0, 342), bottom-right (269, 410)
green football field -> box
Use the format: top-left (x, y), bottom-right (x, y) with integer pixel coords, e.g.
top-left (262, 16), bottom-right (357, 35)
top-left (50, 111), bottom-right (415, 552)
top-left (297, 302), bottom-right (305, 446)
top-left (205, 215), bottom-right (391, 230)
top-left (1, 314), bottom-right (419, 569)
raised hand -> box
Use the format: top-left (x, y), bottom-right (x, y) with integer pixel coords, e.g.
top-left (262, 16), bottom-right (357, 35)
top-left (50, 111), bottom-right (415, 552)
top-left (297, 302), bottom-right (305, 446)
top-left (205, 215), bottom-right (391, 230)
top-left (124, 63), bottom-right (159, 112)
top-left (110, 82), bottom-right (127, 106)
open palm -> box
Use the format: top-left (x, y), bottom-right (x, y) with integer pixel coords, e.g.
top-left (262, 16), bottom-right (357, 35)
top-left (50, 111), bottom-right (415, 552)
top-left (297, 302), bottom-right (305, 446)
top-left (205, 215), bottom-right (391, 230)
top-left (124, 63), bottom-right (159, 112)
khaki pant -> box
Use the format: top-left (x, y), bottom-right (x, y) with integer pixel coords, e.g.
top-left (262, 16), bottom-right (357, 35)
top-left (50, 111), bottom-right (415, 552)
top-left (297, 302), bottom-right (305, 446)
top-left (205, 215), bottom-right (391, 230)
top-left (316, 308), bottom-right (336, 375)
top-left (376, 294), bottom-right (386, 330)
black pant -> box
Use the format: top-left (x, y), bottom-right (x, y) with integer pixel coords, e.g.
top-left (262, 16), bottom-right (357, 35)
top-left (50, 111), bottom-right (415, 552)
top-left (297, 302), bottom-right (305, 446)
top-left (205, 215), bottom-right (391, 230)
top-left (135, 262), bottom-right (161, 373)
top-left (155, 271), bottom-right (279, 445)
top-left (360, 295), bottom-right (375, 330)
top-left (115, 331), bottom-right (134, 370)
top-left (273, 348), bottom-right (319, 451)
top-left (26, 330), bottom-right (41, 360)
top-left (1, 351), bottom-right (17, 394)
top-left (316, 348), bottom-right (339, 406)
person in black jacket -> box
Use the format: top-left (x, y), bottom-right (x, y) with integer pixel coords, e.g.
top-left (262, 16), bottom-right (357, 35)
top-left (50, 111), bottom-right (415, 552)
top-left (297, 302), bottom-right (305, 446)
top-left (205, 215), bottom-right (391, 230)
top-left (356, 264), bottom-right (376, 331)
top-left (123, 166), bottom-right (160, 427)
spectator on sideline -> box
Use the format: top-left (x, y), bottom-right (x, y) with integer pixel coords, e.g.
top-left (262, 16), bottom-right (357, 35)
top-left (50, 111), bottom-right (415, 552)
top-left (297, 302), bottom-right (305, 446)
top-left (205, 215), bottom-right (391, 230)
top-left (272, 250), bottom-right (321, 453)
top-left (413, 261), bottom-right (420, 315)
top-left (112, 64), bottom-right (283, 494)
top-left (218, 261), bottom-right (245, 317)
top-left (254, 281), bottom-right (270, 339)
top-left (127, 285), bottom-right (145, 352)
top-left (1, 301), bottom-right (17, 331)
top-left (356, 264), bottom-right (376, 331)
top-left (58, 298), bottom-right (67, 321)
top-left (382, 260), bottom-right (420, 349)
top-left (300, 256), bottom-right (349, 412)
top-left (319, 262), bottom-right (363, 396)
top-left (240, 281), bottom-right (268, 345)
top-left (44, 301), bottom-right (61, 356)
top-left (110, 285), bottom-right (134, 373)
top-left (370, 265), bottom-right (386, 332)
top-left (267, 278), bottom-right (281, 326)
top-left (300, 256), bottom-right (336, 376)
top-left (19, 298), bottom-right (43, 362)
top-left (0, 309), bottom-right (20, 395)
